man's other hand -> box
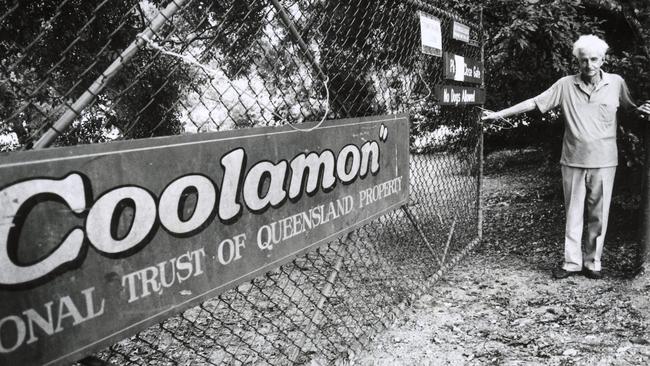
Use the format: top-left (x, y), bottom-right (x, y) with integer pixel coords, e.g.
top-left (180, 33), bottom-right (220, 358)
top-left (481, 110), bottom-right (501, 121)
top-left (638, 101), bottom-right (650, 117)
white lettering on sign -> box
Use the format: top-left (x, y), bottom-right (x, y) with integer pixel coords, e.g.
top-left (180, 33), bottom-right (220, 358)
top-left (0, 141), bottom-right (381, 287)
top-left (289, 151), bottom-right (336, 198)
top-left (0, 174), bottom-right (86, 285)
top-left (86, 186), bottom-right (157, 254)
top-left (219, 149), bottom-right (245, 221)
top-left (441, 87), bottom-right (481, 105)
top-left (217, 234), bottom-right (246, 265)
top-left (462, 89), bottom-right (476, 103)
top-left (243, 160), bottom-right (288, 212)
top-left (358, 176), bottom-right (403, 208)
top-left (121, 248), bottom-right (206, 303)
top-left (419, 12), bottom-right (442, 56)
top-left (443, 88), bottom-right (463, 104)
top-left (0, 287), bottom-right (104, 353)
top-left (448, 54), bottom-right (482, 82)
top-left (471, 66), bottom-right (482, 80)
top-left (464, 64), bottom-right (474, 78)
top-left (257, 195), bottom-right (354, 251)
top-left (159, 175), bottom-right (216, 235)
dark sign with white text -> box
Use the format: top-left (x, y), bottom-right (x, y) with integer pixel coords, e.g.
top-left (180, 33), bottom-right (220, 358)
top-left (436, 85), bottom-right (486, 105)
top-left (443, 52), bottom-right (483, 84)
top-left (0, 115), bottom-right (409, 365)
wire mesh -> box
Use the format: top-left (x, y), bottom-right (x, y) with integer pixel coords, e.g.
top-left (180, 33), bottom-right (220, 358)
top-left (1, 0), bottom-right (483, 364)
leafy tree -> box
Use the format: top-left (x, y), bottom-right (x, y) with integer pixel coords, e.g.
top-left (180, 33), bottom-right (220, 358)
top-left (0, 0), bottom-right (191, 149)
top-left (0, 0), bottom-right (273, 149)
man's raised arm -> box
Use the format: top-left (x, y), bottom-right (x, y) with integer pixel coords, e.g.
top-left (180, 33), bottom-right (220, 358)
top-left (481, 98), bottom-right (537, 121)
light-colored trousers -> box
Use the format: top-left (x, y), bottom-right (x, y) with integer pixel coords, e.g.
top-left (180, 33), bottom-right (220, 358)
top-left (561, 165), bottom-right (616, 272)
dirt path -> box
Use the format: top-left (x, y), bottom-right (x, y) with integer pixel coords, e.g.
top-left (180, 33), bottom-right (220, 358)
top-left (353, 150), bottom-right (650, 365)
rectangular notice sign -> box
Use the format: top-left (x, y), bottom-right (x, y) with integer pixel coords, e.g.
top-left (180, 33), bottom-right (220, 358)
top-left (436, 85), bottom-right (486, 105)
top-left (419, 11), bottom-right (442, 57)
top-left (452, 21), bottom-right (471, 43)
top-left (0, 115), bottom-right (409, 365)
top-left (443, 52), bottom-right (484, 84)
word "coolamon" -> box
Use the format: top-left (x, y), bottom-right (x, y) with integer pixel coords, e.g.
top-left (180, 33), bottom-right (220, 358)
top-left (0, 142), bottom-right (380, 287)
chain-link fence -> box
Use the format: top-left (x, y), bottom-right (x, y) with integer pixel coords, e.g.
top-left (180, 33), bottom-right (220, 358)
top-left (1, 0), bottom-right (484, 364)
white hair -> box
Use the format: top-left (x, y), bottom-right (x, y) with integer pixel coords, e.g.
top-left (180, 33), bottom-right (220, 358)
top-left (572, 35), bottom-right (609, 58)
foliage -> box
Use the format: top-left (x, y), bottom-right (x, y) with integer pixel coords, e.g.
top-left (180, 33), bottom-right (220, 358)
top-left (0, 0), bottom-right (190, 148)
top-left (476, 0), bottom-right (650, 172)
top-left (2, 0), bottom-right (649, 161)
top-left (483, 0), bottom-right (604, 107)
top-left (0, 0), bottom-right (270, 149)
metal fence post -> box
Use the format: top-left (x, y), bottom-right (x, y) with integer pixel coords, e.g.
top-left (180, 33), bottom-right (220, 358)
top-left (639, 124), bottom-right (650, 270)
top-left (32, 0), bottom-right (189, 149)
top-left (288, 248), bottom-right (345, 363)
top-left (401, 205), bottom-right (444, 265)
top-left (477, 6), bottom-right (485, 241)
top-left (267, 0), bottom-right (351, 117)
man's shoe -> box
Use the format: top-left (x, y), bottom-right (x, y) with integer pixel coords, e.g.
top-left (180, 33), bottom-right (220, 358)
top-left (552, 267), bottom-right (580, 279)
top-left (582, 268), bottom-right (603, 280)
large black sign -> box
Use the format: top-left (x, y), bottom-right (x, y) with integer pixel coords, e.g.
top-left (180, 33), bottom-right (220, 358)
top-left (436, 85), bottom-right (486, 105)
top-left (0, 115), bottom-right (409, 365)
top-left (443, 52), bottom-right (484, 84)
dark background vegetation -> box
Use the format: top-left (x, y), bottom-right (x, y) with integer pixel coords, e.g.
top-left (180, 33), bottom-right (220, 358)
top-left (2, 0), bottom-right (650, 176)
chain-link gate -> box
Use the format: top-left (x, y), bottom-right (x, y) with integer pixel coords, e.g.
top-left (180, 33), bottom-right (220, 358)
top-left (0, 0), bottom-right (484, 364)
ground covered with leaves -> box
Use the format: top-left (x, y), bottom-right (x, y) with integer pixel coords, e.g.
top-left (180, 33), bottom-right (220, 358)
top-left (354, 149), bottom-right (650, 365)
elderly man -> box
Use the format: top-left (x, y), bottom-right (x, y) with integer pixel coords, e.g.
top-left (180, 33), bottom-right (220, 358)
top-left (483, 35), bottom-right (650, 279)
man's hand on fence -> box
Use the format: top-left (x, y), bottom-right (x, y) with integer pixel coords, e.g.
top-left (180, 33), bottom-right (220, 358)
top-left (480, 109), bottom-right (502, 121)
top-left (638, 101), bottom-right (650, 118)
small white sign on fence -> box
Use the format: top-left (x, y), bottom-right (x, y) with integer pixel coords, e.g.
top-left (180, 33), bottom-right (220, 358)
top-left (452, 21), bottom-right (470, 43)
top-left (443, 52), bottom-right (483, 84)
top-left (419, 11), bottom-right (442, 57)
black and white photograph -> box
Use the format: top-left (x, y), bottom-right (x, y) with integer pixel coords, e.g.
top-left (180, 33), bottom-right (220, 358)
top-left (1, 0), bottom-right (650, 365)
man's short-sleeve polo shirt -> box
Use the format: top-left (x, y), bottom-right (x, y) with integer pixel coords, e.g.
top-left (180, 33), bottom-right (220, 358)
top-left (533, 72), bottom-right (634, 168)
